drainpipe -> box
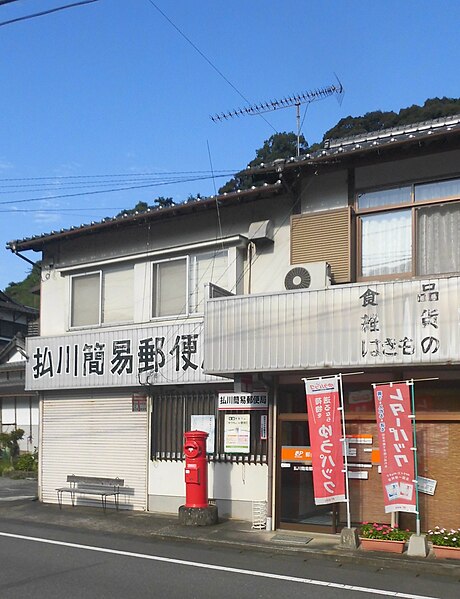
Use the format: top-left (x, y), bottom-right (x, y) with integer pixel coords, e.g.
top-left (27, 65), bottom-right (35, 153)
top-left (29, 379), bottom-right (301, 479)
top-left (260, 375), bottom-right (276, 532)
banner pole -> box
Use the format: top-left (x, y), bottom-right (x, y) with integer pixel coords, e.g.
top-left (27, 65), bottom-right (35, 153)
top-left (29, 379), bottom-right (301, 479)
top-left (338, 373), bottom-right (351, 529)
top-left (409, 379), bottom-right (421, 536)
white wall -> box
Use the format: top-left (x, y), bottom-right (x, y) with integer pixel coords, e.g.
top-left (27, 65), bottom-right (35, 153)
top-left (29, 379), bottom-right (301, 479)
top-left (148, 460), bottom-right (268, 520)
top-left (39, 192), bottom-right (295, 334)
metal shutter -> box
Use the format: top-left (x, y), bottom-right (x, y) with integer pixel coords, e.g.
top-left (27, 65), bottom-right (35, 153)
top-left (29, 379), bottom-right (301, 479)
top-left (40, 391), bottom-right (147, 510)
top-left (290, 207), bottom-right (352, 283)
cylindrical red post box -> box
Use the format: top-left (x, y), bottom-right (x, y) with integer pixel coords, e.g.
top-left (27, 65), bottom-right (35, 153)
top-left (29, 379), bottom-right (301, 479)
top-left (184, 430), bottom-right (209, 509)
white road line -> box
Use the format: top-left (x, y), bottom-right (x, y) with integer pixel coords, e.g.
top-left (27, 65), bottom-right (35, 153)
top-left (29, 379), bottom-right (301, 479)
top-left (0, 531), bottom-right (439, 599)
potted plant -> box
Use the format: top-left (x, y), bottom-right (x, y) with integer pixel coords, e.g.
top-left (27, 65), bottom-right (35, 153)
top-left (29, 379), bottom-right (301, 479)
top-left (426, 527), bottom-right (460, 560)
top-left (359, 522), bottom-right (411, 554)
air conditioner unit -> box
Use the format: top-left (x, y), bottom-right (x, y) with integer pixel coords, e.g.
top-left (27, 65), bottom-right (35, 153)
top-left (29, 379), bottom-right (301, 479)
top-left (284, 261), bottom-right (331, 291)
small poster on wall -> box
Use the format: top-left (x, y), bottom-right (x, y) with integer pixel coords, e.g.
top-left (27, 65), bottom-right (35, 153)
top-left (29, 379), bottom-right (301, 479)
top-left (190, 415), bottom-right (215, 454)
top-left (224, 414), bottom-right (250, 453)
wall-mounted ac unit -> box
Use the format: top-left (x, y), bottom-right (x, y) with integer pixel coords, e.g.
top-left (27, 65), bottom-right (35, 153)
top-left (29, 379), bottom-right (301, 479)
top-left (284, 261), bottom-right (331, 291)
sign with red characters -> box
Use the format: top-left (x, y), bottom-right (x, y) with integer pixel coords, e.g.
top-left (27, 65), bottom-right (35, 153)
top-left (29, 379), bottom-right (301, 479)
top-left (373, 383), bottom-right (416, 513)
top-left (304, 377), bottom-right (346, 505)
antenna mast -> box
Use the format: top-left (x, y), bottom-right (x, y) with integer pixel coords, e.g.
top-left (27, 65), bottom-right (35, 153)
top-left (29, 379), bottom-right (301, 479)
top-left (211, 77), bottom-right (344, 157)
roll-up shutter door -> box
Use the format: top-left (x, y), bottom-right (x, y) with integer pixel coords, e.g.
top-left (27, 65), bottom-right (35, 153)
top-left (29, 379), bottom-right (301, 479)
top-left (41, 392), bottom-right (147, 510)
top-left (291, 207), bottom-right (352, 283)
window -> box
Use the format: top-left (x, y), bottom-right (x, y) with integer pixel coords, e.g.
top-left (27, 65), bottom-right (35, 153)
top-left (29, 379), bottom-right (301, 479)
top-left (70, 266), bottom-right (134, 327)
top-left (361, 210), bottom-right (411, 277)
top-left (357, 177), bottom-right (460, 279)
top-left (151, 390), bottom-right (267, 463)
top-left (152, 250), bottom-right (229, 318)
top-left (189, 250), bottom-right (228, 313)
top-left (152, 258), bottom-right (187, 318)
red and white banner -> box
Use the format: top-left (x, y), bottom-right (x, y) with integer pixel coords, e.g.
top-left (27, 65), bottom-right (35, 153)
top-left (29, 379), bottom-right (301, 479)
top-left (304, 377), bottom-right (346, 505)
top-left (373, 383), bottom-right (416, 513)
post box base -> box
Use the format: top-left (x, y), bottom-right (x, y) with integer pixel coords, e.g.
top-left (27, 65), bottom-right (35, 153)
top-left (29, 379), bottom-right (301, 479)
top-left (178, 504), bottom-right (219, 526)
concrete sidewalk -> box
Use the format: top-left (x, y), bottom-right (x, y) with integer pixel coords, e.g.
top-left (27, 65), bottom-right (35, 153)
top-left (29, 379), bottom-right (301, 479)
top-left (0, 478), bottom-right (459, 579)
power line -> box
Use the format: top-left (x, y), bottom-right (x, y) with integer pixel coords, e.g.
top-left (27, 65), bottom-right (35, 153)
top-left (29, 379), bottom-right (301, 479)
top-left (0, 169), bottom-right (237, 183)
top-left (0, 172), bottom-right (232, 205)
top-left (0, 0), bottom-right (99, 28)
top-left (145, 0), bottom-right (277, 134)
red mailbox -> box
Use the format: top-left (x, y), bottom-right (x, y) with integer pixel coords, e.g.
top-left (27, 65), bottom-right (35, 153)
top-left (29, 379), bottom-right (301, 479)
top-left (184, 430), bottom-right (209, 509)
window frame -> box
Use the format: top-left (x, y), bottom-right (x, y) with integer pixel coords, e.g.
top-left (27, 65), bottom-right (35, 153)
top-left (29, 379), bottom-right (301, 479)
top-left (151, 249), bottom-right (230, 319)
top-left (69, 270), bottom-right (102, 329)
top-left (355, 175), bottom-right (460, 281)
top-left (69, 265), bottom-right (135, 329)
top-left (151, 256), bottom-right (190, 320)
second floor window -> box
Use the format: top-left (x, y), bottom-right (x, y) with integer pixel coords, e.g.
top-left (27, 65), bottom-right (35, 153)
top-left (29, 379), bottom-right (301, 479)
top-left (70, 266), bottom-right (134, 328)
top-left (152, 258), bottom-right (188, 318)
top-left (357, 177), bottom-right (460, 279)
top-left (152, 250), bottom-right (229, 318)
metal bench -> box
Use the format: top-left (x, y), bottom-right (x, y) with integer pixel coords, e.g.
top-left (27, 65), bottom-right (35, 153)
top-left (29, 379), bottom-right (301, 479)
top-left (56, 475), bottom-right (124, 511)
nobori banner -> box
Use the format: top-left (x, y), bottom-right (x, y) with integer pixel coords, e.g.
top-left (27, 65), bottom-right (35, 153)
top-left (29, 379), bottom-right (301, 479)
top-left (25, 322), bottom-right (226, 390)
top-left (218, 392), bottom-right (269, 410)
top-left (304, 377), bottom-right (346, 505)
top-left (373, 382), bottom-right (416, 514)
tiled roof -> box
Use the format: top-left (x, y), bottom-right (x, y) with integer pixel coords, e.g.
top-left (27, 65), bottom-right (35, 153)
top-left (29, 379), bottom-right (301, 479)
top-left (7, 181), bottom-right (283, 251)
top-left (244, 113), bottom-right (460, 174)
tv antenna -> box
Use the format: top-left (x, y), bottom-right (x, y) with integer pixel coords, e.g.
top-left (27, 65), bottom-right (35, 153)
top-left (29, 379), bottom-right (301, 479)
top-left (211, 77), bottom-right (344, 157)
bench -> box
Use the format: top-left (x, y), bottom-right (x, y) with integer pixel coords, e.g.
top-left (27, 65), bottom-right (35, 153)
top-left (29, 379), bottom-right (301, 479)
top-left (56, 475), bottom-right (124, 511)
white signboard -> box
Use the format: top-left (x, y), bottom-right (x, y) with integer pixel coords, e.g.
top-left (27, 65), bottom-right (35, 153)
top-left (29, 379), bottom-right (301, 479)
top-left (418, 476), bottom-right (437, 495)
top-left (190, 415), bottom-right (215, 454)
top-left (218, 392), bottom-right (268, 410)
top-left (26, 322), bottom-right (226, 390)
top-left (224, 414), bottom-right (250, 453)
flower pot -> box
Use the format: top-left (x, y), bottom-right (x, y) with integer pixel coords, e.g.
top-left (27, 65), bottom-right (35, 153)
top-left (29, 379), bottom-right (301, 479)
top-left (360, 538), bottom-right (406, 554)
top-left (432, 545), bottom-right (460, 560)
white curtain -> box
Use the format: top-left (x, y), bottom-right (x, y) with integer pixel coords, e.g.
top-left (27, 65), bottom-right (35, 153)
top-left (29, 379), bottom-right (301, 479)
top-left (361, 210), bottom-right (412, 276)
top-left (103, 266), bottom-right (134, 323)
top-left (71, 273), bottom-right (100, 326)
top-left (153, 259), bottom-right (187, 317)
top-left (417, 202), bottom-right (460, 275)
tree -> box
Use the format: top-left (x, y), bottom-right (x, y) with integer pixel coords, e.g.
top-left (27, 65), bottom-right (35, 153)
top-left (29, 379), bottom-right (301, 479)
top-left (116, 197), bottom-right (175, 217)
top-left (0, 429), bottom-right (24, 464)
top-left (218, 132), bottom-right (308, 194)
top-left (3, 263), bottom-right (41, 308)
top-left (322, 97), bottom-right (460, 141)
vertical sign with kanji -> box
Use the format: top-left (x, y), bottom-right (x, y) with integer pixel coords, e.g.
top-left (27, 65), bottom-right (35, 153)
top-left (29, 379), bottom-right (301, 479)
top-left (373, 383), bottom-right (416, 513)
top-left (304, 377), bottom-right (346, 505)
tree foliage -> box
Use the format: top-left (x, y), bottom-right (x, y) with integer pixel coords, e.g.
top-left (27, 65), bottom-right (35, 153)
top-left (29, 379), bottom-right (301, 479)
top-left (322, 97), bottom-right (460, 141)
top-left (3, 263), bottom-right (41, 308)
top-left (218, 132), bottom-right (308, 194)
top-left (116, 197), bottom-right (175, 217)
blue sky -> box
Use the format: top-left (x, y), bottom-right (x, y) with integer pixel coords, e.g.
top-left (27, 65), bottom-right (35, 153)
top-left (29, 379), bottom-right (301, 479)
top-left (1, 0), bottom-right (459, 291)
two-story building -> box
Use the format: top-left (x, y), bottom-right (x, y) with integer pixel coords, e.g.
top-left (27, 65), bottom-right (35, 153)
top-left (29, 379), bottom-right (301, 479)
top-left (0, 292), bottom-right (39, 452)
top-left (7, 113), bottom-right (460, 533)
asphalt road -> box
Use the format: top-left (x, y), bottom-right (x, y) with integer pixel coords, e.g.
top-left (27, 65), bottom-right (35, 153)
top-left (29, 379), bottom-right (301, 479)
top-left (0, 520), bottom-right (458, 599)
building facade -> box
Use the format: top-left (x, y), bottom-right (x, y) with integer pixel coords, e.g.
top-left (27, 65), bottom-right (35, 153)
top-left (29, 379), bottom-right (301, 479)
top-left (0, 292), bottom-right (39, 453)
top-left (8, 114), bottom-right (460, 531)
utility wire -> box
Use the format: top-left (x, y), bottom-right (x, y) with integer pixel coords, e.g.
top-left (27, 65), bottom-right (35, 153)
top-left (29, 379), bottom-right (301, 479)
top-left (0, 0), bottom-right (99, 28)
top-left (145, 0), bottom-right (277, 134)
top-left (0, 169), bottom-right (237, 183)
top-left (0, 172), bottom-right (232, 205)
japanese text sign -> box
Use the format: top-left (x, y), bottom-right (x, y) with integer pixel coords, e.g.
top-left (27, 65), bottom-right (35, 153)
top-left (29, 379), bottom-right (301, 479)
top-left (304, 377), bottom-right (346, 505)
top-left (373, 383), bottom-right (416, 513)
top-left (25, 323), bottom-right (225, 390)
top-left (218, 392), bottom-right (268, 410)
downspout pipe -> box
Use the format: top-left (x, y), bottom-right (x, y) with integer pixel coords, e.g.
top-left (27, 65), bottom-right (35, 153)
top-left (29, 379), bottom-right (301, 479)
top-left (7, 244), bottom-right (41, 270)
